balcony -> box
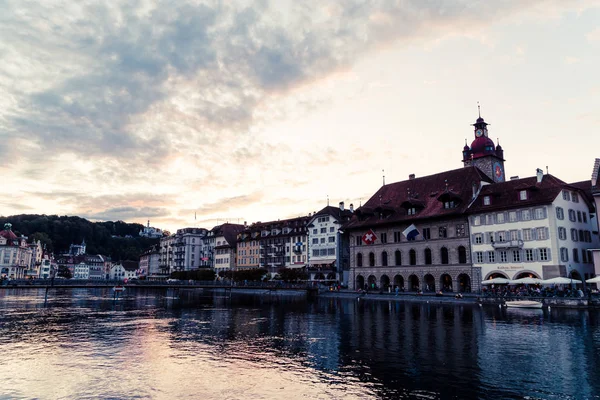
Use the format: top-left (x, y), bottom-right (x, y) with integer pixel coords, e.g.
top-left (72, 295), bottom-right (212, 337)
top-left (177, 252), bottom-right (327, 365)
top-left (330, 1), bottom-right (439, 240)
top-left (492, 240), bottom-right (524, 249)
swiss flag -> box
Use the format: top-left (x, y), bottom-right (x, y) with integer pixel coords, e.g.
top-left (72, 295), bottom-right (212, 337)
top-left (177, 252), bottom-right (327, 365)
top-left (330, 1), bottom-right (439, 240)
top-left (362, 229), bottom-right (377, 245)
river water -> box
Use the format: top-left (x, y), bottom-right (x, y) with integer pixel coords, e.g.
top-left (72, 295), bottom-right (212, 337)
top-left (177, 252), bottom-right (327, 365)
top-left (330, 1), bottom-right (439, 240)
top-left (0, 288), bottom-right (599, 400)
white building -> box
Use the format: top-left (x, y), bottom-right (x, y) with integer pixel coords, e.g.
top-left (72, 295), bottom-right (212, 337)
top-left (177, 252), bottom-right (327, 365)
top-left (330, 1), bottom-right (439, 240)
top-left (172, 228), bottom-right (209, 272)
top-left (140, 245), bottom-right (162, 280)
top-left (139, 220), bottom-right (163, 239)
top-left (110, 262), bottom-right (138, 280)
top-left (73, 262), bottom-right (90, 279)
top-left (307, 203), bottom-right (353, 282)
top-left (468, 170), bottom-right (599, 282)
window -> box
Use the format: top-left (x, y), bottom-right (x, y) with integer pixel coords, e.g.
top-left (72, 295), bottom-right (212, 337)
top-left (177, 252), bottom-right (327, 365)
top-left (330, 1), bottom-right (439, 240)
top-left (422, 228), bottom-right (431, 240)
top-left (380, 233), bottom-right (387, 244)
top-left (312, 249), bottom-right (319, 257)
top-left (508, 230), bottom-right (518, 241)
top-left (558, 227), bottom-right (567, 240)
top-left (444, 201), bottom-right (456, 209)
top-left (509, 211), bottom-right (518, 222)
top-left (313, 229), bottom-right (318, 234)
top-left (424, 248), bottom-right (432, 265)
top-left (483, 196), bottom-right (491, 205)
top-left (320, 238), bottom-right (325, 244)
top-left (395, 250), bottom-right (402, 266)
top-left (538, 248), bottom-right (549, 261)
top-left (393, 232), bottom-right (401, 243)
top-left (512, 250), bottom-right (521, 262)
top-left (568, 209), bottom-right (576, 222)
top-left (582, 249), bottom-right (588, 263)
top-left (562, 190), bottom-right (570, 201)
top-left (521, 209), bottom-right (531, 221)
top-left (579, 230), bottom-right (584, 242)
top-left (577, 211), bottom-right (582, 223)
top-left (519, 190), bottom-right (528, 200)
top-left (474, 233), bottom-right (483, 244)
top-left (369, 252), bottom-right (375, 267)
top-left (381, 251), bottom-right (388, 266)
top-left (496, 213), bottom-right (505, 223)
top-left (487, 232), bottom-right (495, 243)
top-left (560, 248), bottom-right (569, 262)
top-left (473, 216), bottom-right (482, 226)
top-left (356, 236), bottom-right (362, 246)
top-left (458, 246), bottom-right (467, 264)
top-left (487, 251), bottom-right (496, 263)
top-left (583, 213), bottom-right (588, 223)
top-left (330, 227), bottom-right (335, 232)
top-left (439, 227), bottom-right (447, 238)
top-left (571, 229), bottom-right (578, 242)
top-left (312, 238), bottom-right (318, 245)
top-left (320, 228), bottom-right (327, 234)
top-left (497, 231), bottom-right (506, 242)
top-left (585, 231), bottom-right (592, 242)
top-left (525, 249), bottom-right (534, 262)
top-left (486, 215), bottom-right (494, 225)
top-left (409, 249), bottom-right (416, 265)
top-left (536, 228), bottom-right (547, 240)
top-left (572, 248), bottom-right (579, 263)
top-left (328, 236), bottom-right (335, 243)
top-left (440, 247), bottom-right (449, 264)
top-left (534, 208), bottom-right (546, 220)
top-left (357, 253), bottom-right (363, 267)
top-left (499, 251), bottom-right (508, 263)
top-left (407, 207), bottom-right (416, 215)
top-left (556, 207), bottom-right (564, 220)
top-left (456, 224), bottom-right (465, 237)
top-left (475, 252), bottom-right (484, 263)
top-left (572, 193), bottom-right (579, 203)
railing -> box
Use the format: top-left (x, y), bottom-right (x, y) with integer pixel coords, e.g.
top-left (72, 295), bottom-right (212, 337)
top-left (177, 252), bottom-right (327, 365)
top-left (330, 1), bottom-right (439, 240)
top-left (491, 240), bottom-right (524, 249)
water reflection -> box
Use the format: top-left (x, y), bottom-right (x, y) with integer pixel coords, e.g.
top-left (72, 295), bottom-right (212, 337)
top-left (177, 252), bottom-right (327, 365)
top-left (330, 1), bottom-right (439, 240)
top-left (0, 288), bottom-right (599, 399)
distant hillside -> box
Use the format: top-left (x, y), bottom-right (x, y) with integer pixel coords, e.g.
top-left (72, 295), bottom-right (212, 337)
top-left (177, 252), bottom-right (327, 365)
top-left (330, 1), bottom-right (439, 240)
top-left (0, 214), bottom-right (160, 261)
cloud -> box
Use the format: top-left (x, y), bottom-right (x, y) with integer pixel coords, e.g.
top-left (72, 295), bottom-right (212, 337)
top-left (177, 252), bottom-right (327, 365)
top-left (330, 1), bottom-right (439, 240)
top-left (2, 0), bottom-right (595, 230)
top-left (81, 206), bottom-right (170, 222)
top-left (587, 27), bottom-right (600, 42)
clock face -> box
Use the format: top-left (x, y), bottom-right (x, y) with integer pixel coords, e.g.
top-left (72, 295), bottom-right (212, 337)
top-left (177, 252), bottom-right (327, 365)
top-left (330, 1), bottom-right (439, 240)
top-left (493, 162), bottom-right (504, 182)
top-left (475, 129), bottom-right (483, 137)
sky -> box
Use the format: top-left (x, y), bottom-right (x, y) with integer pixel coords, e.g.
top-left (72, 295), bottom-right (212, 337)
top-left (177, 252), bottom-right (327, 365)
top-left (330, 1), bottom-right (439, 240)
top-left (1, 0), bottom-right (599, 233)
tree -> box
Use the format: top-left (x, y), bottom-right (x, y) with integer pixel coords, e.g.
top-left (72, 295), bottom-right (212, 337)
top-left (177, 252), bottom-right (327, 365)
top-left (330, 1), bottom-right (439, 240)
top-left (278, 268), bottom-right (308, 282)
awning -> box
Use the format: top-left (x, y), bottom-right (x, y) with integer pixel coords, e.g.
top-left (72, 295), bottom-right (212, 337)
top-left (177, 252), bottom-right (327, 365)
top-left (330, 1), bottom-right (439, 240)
top-left (309, 260), bottom-right (336, 267)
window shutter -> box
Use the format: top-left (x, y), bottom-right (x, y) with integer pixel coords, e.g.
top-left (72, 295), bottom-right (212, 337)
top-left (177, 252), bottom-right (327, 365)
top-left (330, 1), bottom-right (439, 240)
top-left (518, 230), bottom-right (522, 240)
top-left (471, 234), bottom-right (476, 243)
top-left (534, 249), bottom-right (539, 261)
top-left (531, 229), bottom-right (537, 240)
top-left (547, 248), bottom-right (552, 261)
top-left (545, 228), bottom-right (549, 240)
top-left (543, 208), bottom-right (547, 219)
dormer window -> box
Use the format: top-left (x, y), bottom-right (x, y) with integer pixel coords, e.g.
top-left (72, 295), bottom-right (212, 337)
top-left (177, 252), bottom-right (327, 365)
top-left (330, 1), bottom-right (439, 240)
top-left (519, 190), bottom-right (528, 200)
top-left (483, 196), bottom-right (491, 206)
top-left (444, 201), bottom-right (456, 209)
top-left (407, 207), bottom-right (417, 215)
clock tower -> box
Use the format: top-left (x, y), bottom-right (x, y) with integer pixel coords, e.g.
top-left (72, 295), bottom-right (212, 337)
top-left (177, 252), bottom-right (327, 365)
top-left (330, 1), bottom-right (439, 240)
top-left (462, 110), bottom-right (505, 183)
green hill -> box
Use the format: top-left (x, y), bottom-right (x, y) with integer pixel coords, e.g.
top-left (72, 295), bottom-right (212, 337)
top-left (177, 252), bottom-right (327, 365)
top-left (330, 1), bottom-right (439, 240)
top-left (0, 214), bottom-right (160, 261)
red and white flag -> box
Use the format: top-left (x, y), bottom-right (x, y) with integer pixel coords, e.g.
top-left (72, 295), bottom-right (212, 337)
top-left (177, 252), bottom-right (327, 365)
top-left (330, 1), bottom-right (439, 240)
top-left (362, 229), bottom-right (377, 245)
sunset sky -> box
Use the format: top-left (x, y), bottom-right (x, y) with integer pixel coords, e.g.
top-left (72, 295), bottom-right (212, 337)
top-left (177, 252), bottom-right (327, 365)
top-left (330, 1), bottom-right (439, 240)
top-left (1, 0), bottom-right (599, 233)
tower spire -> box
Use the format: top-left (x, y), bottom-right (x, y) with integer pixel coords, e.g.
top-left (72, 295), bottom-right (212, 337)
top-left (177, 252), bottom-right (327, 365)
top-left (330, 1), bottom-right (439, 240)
top-left (477, 101), bottom-right (481, 118)
top-left (382, 169), bottom-right (385, 186)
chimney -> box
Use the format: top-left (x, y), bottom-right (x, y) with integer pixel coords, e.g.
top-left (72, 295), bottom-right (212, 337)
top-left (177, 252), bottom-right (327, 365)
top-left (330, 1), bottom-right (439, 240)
top-left (510, 176), bottom-right (520, 181)
top-left (536, 168), bottom-right (543, 183)
top-left (339, 201), bottom-right (344, 211)
top-left (409, 174), bottom-right (416, 180)
top-left (349, 203), bottom-right (354, 212)
top-left (244, 221), bottom-right (247, 227)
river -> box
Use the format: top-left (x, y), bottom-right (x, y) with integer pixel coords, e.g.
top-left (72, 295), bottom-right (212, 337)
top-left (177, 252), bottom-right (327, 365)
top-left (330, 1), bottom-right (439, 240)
top-left (0, 288), bottom-right (599, 399)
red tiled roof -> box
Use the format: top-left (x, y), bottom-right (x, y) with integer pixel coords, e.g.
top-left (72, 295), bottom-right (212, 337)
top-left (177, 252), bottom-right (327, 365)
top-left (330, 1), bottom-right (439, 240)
top-left (344, 166), bottom-right (492, 230)
top-left (0, 229), bottom-right (18, 241)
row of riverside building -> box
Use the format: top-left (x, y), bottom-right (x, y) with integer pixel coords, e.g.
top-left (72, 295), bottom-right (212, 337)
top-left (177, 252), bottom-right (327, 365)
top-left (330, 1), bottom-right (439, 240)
top-left (0, 232), bottom-right (141, 281)
top-left (139, 113), bottom-right (600, 293)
